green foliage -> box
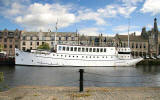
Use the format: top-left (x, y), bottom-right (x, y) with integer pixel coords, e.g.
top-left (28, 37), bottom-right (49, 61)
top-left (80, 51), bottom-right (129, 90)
top-left (0, 45), bottom-right (3, 52)
top-left (37, 43), bottom-right (50, 50)
top-left (0, 72), bottom-right (4, 82)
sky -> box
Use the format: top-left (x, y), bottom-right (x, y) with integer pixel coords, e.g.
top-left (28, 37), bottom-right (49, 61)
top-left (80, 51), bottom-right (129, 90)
top-left (0, 0), bottom-right (160, 36)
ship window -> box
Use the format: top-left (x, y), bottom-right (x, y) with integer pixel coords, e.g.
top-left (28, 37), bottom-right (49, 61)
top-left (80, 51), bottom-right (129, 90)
top-left (71, 47), bottom-right (73, 51)
top-left (106, 56), bottom-right (107, 58)
top-left (97, 56), bottom-right (99, 58)
top-left (100, 48), bottom-right (103, 52)
top-left (97, 48), bottom-right (99, 52)
top-left (86, 48), bottom-right (88, 52)
top-left (65, 55), bottom-right (67, 57)
top-left (89, 48), bottom-right (92, 52)
top-left (67, 47), bottom-right (69, 51)
top-left (90, 56), bottom-right (91, 58)
top-left (74, 47), bottom-right (77, 51)
top-left (86, 56), bottom-right (87, 58)
top-left (61, 55), bottom-right (63, 57)
top-left (69, 55), bottom-right (70, 57)
top-left (111, 56), bottom-right (113, 58)
top-left (63, 47), bottom-right (65, 51)
top-left (93, 48), bottom-right (96, 52)
top-left (77, 56), bottom-right (78, 58)
top-left (93, 56), bottom-right (95, 58)
top-left (78, 47), bottom-right (81, 52)
top-left (102, 56), bottom-right (104, 58)
top-left (59, 46), bottom-right (62, 51)
top-left (82, 56), bottom-right (84, 58)
top-left (73, 56), bottom-right (74, 58)
top-left (82, 48), bottom-right (85, 52)
top-left (104, 48), bottom-right (106, 52)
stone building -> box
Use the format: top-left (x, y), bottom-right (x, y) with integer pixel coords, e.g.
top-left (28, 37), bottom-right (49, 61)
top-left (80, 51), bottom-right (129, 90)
top-left (20, 31), bottom-right (79, 51)
top-left (20, 30), bottom-right (114, 51)
top-left (115, 18), bottom-right (160, 57)
top-left (0, 29), bottom-right (21, 57)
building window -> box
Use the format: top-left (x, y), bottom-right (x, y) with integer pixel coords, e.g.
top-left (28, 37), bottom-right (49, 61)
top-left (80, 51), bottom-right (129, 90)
top-left (23, 36), bottom-right (26, 40)
top-left (51, 36), bottom-right (54, 41)
top-left (136, 43), bottom-right (138, 48)
top-left (30, 47), bottom-right (32, 50)
top-left (30, 36), bottom-right (33, 40)
top-left (15, 45), bottom-right (18, 48)
top-left (72, 37), bottom-right (74, 40)
top-left (144, 43), bottom-right (146, 48)
top-left (42, 42), bottom-right (44, 45)
top-left (4, 44), bottom-right (7, 48)
top-left (4, 38), bottom-right (7, 42)
top-left (9, 39), bottom-right (12, 42)
top-left (37, 42), bottom-right (39, 45)
top-left (9, 45), bottom-right (12, 48)
top-left (59, 37), bottom-right (61, 41)
top-left (140, 44), bottom-right (142, 48)
top-left (30, 42), bottom-right (32, 45)
top-left (66, 37), bottom-right (68, 41)
top-left (22, 47), bottom-right (25, 51)
top-left (15, 39), bottom-right (18, 43)
top-left (132, 43), bottom-right (134, 48)
top-left (104, 48), bottom-right (106, 52)
top-left (23, 42), bottom-right (26, 45)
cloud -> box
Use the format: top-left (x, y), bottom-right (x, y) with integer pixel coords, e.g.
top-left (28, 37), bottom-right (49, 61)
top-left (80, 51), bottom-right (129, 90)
top-left (146, 24), bottom-right (153, 29)
top-left (79, 27), bottom-right (100, 36)
top-left (112, 25), bottom-right (139, 32)
top-left (121, 0), bottom-right (144, 6)
top-left (5, 3), bottom-right (76, 31)
top-left (1, 0), bottom-right (137, 32)
top-left (141, 0), bottom-right (160, 15)
top-left (119, 31), bottom-right (141, 35)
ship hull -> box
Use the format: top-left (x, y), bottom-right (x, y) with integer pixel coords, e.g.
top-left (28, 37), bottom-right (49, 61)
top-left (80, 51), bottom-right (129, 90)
top-left (15, 49), bottom-right (143, 67)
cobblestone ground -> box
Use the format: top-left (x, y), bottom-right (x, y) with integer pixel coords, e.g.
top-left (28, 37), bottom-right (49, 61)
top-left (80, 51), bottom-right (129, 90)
top-left (0, 86), bottom-right (160, 100)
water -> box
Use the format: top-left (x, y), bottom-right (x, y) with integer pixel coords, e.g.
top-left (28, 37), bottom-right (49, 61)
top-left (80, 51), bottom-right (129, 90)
top-left (0, 65), bottom-right (160, 90)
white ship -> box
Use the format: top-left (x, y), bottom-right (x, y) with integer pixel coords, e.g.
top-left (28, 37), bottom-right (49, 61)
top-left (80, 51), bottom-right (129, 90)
top-left (15, 45), bottom-right (143, 67)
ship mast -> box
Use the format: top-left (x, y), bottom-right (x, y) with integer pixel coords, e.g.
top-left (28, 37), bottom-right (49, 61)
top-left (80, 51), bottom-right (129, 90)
top-left (128, 19), bottom-right (130, 48)
top-left (54, 20), bottom-right (58, 50)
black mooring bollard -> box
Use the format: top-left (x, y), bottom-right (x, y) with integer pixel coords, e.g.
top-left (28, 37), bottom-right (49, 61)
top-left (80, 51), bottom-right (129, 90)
top-left (79, 69), bottom-right (84, 92)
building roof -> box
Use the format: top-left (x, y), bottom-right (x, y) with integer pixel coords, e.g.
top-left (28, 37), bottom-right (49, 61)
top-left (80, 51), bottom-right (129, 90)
top-left (116, 35), bottom-right (148, 42)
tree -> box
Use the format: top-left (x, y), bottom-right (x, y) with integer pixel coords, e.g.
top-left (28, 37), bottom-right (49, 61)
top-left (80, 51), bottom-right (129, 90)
top-left (37, 43), bottom-right (50, 50)
top-left (0, 72), bottom-right (4, 83)
top-left (0, 45), bottom-right (3, 52)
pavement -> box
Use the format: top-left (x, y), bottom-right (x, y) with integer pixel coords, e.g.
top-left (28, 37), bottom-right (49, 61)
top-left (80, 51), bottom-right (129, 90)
top-left (0, 86), bottom-right (160, 100)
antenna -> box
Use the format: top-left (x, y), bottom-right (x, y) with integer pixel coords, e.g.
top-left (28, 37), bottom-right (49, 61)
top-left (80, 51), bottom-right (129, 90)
top-left (54, 19), bottom-right (58, 49)
top-left (128, 18), bottom-right (130, 48)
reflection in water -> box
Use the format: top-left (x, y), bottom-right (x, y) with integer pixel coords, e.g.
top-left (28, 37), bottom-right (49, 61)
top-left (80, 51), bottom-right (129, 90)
top-left (0, 65), bottom-right (160, 91)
